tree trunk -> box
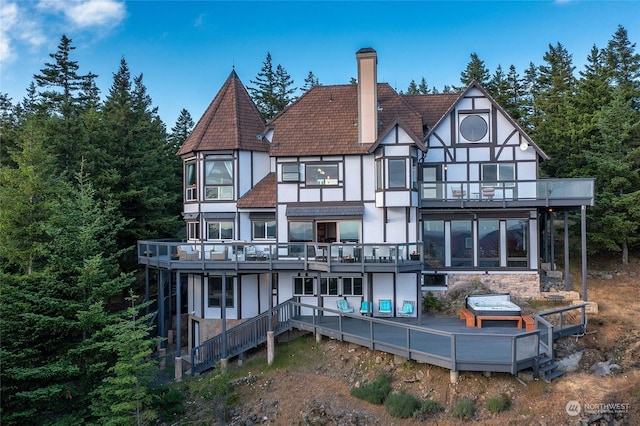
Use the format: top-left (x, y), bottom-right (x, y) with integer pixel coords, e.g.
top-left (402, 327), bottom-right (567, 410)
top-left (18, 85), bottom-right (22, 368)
top-left (622, 240), bottom-right (629, 265)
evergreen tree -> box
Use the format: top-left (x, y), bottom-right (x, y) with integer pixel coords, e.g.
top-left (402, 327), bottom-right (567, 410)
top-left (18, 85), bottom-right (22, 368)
top-left (418, 77), bottom-right (430, 94)
top-left (274, 64), bottom-right (296, 115)
top-left (460, 52), bottom-right (490, 86)
top-left (32, 34), bottom-right (98, 174)
top-left (531, 42), bottom-right (578, 177)
top-left (101, 60), bottom-right (182, 268)
top-left (89, 291), bottom-right (158, 425)
top-left (605, 25), bottom-right (640, 104)
top-left (585, 87), bottom-right (640, 264)
top-left (406, 79), bottom-right (419, 94)
top-left (168, 108), bottom-right (194, 152)
top-left (301, 71), bottom-right (320, 93)
top-left (249, 52), bottom-right (278, 119)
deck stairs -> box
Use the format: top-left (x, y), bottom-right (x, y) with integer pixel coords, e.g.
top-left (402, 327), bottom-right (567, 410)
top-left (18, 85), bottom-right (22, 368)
top-left (536, 352), bottom-right (564, 382)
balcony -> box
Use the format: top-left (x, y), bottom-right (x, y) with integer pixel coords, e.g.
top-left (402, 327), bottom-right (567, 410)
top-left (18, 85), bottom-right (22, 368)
top-left (419, 179), bottom-right (594, 209)
top-left (137, 240), bottom-right (423, 273)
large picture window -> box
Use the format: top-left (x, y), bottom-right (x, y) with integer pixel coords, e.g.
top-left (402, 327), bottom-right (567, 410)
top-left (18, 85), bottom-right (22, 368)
top-left (478, 219), bottom-right (500, 267)
top-left (207, 221), bottom-right (233, 240)
top-left (208, 276), bottom-right (234, 307)
top-left (305, 164), bottom-right (338, 186)
top-left (205, 155), bottom-right (233, 200)
top-left (451, 220), bottom-right (473, 267)
top-left (507, 219), bottom-right (528, 267)
top-left (289, 221), bottom-right (313, 257)
top-left (423, 220), bottom-right (445, 268)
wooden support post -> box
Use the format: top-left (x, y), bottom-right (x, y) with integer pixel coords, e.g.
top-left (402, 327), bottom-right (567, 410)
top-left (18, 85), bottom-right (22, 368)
top-left (267, 331), bottom-right (275, 366)
top-left (450, 370), bottom-right (459, 384)
top-left (174, 356), bottom-right (182, 382)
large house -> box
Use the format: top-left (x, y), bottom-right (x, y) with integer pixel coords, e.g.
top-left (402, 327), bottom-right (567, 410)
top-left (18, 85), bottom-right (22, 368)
top-left (138, 48), bottom-right (594, 365)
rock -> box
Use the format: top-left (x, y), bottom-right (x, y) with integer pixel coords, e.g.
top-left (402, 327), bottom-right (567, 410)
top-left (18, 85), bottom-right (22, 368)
top-left (593, 359), bottom-right (621, 376)
top-left (557, 351), bottom-right (583, 372)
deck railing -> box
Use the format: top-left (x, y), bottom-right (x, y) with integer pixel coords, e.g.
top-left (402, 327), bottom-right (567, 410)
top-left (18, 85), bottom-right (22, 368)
top-left (138, 240), bottom-right (423, 266)
top-left (187, 301), bottom-right (587, 377)
top-left (289, 301), bottom-right (540, 375)
top-left (191, 300), bottom-right (293, 375)
top-left (419, 178), bottom-right (594, 206)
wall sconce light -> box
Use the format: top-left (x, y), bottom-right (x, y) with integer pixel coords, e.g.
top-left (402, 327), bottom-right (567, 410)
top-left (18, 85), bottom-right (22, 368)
top-left (519, 141), bottom-right (529, 151)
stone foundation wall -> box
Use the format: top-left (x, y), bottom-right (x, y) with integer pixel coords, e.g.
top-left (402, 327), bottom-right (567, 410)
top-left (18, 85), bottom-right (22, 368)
top-left (188, 316), bottom-right (246, 351)
top-left (447, 273), bottom-right (541, 300)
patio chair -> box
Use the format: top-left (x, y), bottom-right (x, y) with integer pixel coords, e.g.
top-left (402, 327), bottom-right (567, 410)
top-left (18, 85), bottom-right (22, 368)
top-left (397, 300), bottom-right (415, 317)
top-left (359, 300), bottom-right (372, 315)
top-left (378, 299), bottom-right (392, 316)
top-left (336, 299), bottom-right (354, 313)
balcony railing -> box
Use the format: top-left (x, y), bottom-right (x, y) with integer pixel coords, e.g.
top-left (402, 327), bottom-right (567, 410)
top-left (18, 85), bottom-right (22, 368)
top-left (419, 178), bottom-right (594, 207)
top-left (137, 240), bottom-right (422, 268)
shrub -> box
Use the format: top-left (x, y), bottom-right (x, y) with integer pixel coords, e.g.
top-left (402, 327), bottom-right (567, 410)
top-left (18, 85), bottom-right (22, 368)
top-left (414, 399), bottom-right (444, 420)
top-left (350, 373), bottom-right (392, 405)
top-left (384, 391), bottom-right (422, 418)
top-left (451, 398), bottom-right (475, 420)
top-left (152, 387), bottom-right (185, 420)
top-left (422, 291), bottom-right (443, 313)
top-left (485, 393), bottom-right (512, 413)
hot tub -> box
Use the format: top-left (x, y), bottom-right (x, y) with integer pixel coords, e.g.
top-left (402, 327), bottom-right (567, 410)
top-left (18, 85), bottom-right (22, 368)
top-left (465, 293), bottom-right (521, 317)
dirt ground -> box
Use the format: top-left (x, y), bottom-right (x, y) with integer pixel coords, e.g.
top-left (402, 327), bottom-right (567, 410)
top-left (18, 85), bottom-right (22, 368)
top-left (181, 255), bottom-right (640, 425)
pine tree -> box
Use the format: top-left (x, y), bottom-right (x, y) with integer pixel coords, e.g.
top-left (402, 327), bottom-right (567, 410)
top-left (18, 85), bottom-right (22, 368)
top-left (32, 34), bottom-right (97, 174)
top-left (249, 53), bottom-right (296, 119)
top-left (301, 71), bottom-right (320, 93)
top-left (585, 87), bottom-right (640, 264)
top-left (531, 42), bottom-right (578, 177)
top-left (418, 77), bottom-right (430, 94)
top-left (460, 53), bottom-right (490, 87)
top-left (168, 108), bottom-right (194, 151)
top-left (406, 79), bottom-right (419, 94)
top-left (605, 25), bottom-right (640, 103)
top-left (90, 290), bottom-right (159, 425)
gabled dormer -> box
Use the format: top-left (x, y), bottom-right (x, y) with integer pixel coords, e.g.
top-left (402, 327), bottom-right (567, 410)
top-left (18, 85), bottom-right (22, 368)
top-left (421, 81), bottom-right (548, 202)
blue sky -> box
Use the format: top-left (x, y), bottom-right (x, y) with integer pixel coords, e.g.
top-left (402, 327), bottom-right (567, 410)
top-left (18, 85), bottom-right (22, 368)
top-left (1, 1), bottom-right (639, 128)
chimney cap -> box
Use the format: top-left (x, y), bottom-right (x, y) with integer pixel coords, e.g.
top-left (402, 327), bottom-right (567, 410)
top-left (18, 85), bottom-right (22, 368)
top-left (356, 47), bottom-right (376, 55)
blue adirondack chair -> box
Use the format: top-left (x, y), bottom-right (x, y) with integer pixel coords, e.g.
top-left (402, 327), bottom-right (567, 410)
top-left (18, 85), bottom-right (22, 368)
top-left (378, 299), bottom-right (392, 316)
top-left (336, 299), bottom-right (354, 313)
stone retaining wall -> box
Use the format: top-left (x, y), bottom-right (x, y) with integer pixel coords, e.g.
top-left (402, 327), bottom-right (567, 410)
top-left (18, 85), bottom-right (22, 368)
top-left (447, 273), bottom-right (541, 300)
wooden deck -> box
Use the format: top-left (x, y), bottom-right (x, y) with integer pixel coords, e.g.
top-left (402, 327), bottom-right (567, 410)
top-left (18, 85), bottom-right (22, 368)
top-left (190, 300), bottom-right (587, 379)
top-left (289, 304), bottom-right (540, 375)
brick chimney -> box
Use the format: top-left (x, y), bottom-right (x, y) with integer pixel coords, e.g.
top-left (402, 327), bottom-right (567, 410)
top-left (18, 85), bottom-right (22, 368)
top-left (356, 48), bottom-right (378, 145)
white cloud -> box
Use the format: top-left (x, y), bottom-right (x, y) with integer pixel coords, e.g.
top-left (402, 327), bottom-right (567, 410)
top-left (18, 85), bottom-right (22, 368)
top-left (0, 2), bottom-right (46, 63)
top-left (40, 0), bottom-right (126, 28)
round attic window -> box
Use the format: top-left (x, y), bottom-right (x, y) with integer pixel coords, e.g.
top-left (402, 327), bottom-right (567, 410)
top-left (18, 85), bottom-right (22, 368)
top-left (460, 115), bottom-right (488, 142)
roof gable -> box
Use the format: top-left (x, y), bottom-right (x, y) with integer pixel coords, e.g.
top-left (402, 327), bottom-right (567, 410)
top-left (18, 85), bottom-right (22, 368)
top-left (424, 81), bottom-right (548, 160)
top-left (178, 70), bottom-right (267, 156)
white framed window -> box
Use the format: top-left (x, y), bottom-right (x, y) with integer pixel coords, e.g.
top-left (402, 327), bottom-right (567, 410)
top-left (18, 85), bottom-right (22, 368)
top-left (282, 163), bottom-right (300, 182)
top-left (185, 161), bottom-right (197, 201)
top-left (253, 220), bottom-right (276, 239)
top-left (482, 163), bottom-right (515, 187)
top-left (293, 277), bottom-right (315, 296)
top-left (207, 221), bottom-right (234, 240)
top-left (187, 222), bottom-right (200, 240)
top-left (208, 276), bottom-right (234, 307)
top-left (305, 163), bottom-right (338, 186)
top-left (205, 155), bottom-right (234, 200)
top-left (375, 158), bottom-right (383, 190)
top-left (342, 277), bottom-right (363, 296)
